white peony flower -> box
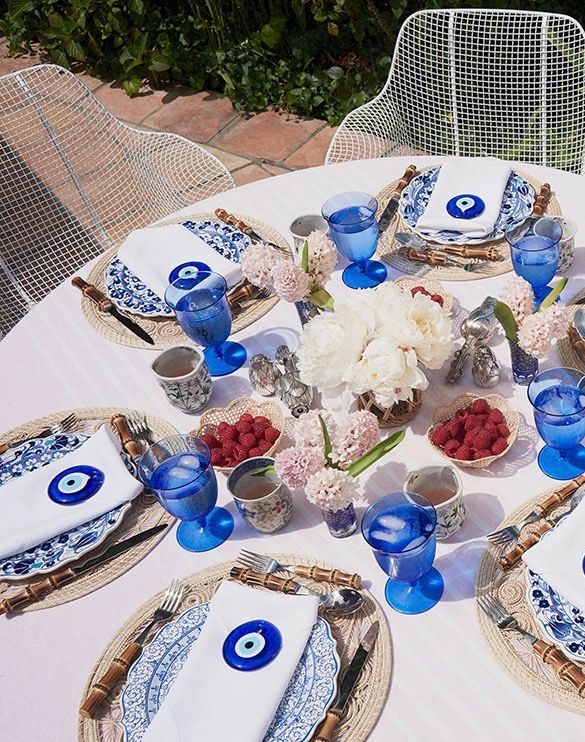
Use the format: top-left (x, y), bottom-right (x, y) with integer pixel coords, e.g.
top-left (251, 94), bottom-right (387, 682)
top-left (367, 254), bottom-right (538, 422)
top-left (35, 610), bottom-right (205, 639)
top-left (401, 293), bottom-right (453, 369)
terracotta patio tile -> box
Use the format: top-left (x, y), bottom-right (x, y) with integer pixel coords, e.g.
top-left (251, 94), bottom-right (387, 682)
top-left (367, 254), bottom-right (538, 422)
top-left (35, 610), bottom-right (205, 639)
top-left (0, 56), bottom-right (40, 75)
top-left (96, 84), bottom-right (166, 123)
top-left (262, 163), bottom-right (293, 176)
top-left (213, 111), bottom-right (323, 161)
top-left (285, 125), bottom-right (337, 169)
top-left (76, 71), bottom-right (104, 91)
top-left (232, 164), bottom-right (273, 186)
top-left (144, 91), bottom-right (236, 143)
top-left (202, 144), bottom-right (252, 172)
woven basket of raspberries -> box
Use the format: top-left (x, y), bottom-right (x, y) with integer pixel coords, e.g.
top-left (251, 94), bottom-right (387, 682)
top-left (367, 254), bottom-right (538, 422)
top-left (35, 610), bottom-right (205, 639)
top-left (427, 393), bottom-right (519, 469)
top-left (394, 277), bottom-right (453, 313)
top-left (191, 397), bottom-right (285, 473)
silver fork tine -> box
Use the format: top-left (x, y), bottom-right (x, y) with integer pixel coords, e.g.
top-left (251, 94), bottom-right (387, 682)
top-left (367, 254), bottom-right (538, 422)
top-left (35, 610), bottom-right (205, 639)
top-left (237, 554), bottom-right (263, 570)
top-left (239, 551), bottom-right (271, 570)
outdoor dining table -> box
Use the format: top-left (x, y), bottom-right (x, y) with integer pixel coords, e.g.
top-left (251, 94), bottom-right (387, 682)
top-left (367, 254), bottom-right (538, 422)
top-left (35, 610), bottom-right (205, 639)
top-left (2, 155), bottom-right (585, 740)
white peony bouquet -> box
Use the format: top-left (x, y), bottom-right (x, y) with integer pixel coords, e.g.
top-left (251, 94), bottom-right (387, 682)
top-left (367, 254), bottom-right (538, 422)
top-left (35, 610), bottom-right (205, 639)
top-left (297, 282), bottom-right (453, 410)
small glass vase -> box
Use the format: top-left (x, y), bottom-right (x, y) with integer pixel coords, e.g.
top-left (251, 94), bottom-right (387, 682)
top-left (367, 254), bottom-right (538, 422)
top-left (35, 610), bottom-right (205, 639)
top-left (320, 503), bottom-right (357, 538)
top-left (508, 339), bottom-right (539, 385)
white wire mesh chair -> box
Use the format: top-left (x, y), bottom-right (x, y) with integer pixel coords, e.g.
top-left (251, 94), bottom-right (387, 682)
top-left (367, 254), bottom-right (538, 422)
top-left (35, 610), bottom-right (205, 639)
top-left (327, 9), bottom-right (585, 175)
top-left (0, 64), bottom-right (235, 336)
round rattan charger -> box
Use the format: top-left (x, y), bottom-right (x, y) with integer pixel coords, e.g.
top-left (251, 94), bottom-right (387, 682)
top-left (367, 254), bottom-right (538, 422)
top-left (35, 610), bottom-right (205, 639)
top-left (0, 407), bottom-right (176, 611)
top-left (375, 169), bottom-right (561, 281)
top-left (78, 555), bottom-right (393, 742)
top-left (476, 490), bottom-right (585, 714)
top-left (558, 287), bottom-right (585, 372)
top-left (80, 213), bottom-right (291, 350)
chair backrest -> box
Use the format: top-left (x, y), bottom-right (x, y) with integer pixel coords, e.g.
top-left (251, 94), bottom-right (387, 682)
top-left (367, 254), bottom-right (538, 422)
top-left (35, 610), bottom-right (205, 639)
top-left (0, 64), bottom-right (233, 335)
top-left (327, 9), bottom-right (585, 173)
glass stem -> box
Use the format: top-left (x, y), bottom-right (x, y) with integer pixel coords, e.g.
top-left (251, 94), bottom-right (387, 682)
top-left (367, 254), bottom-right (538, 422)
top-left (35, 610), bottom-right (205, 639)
top-left (197, 515), bottom-right (208, 530)
top-left (214, 344), bottom-right (223, 359)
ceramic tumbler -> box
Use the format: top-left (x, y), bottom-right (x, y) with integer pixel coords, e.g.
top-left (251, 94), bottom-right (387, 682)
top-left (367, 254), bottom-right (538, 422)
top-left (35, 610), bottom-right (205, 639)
top-left (151, 345), bottom-right (212, 413)
top-left (227, 457), bottom-right (293, 533)
top-left (289, 214), bottom-right (328, 258)
top-left (403, 465), bottom-right (465, 540)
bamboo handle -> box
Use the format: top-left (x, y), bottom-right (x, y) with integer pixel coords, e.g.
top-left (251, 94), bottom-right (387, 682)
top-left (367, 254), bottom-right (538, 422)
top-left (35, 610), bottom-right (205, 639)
top-left (535, 474), bottom-right (585, 516)
top-left (71, 276), bottom-right (111, 312)
top-left (393, 164), bottom-right (417, 195)
top-left (0, 567), bottom-right (75, 614)
top-left (532, 183), bottom-right (551, 216)
top-left (110, 415), bottom-right (141, 460)
top-left (230, 566), bottom-right (300, 594)
top-left (0, 442), bottom-right (8, 455)
top-left (228, 281), bottom-right (257, 304)
top-left (314, 709), bottom-right (343, 741)
top-left (215, 208), bottom-right (253, 235)
top-left (294, 565), bottom-right (361, 589)
top-left (406, 247), bottom-right (447, 265)
top-left (568, 325), bottom-right (585, 358)
top-left (533, 640), bottom-right (585, 697)
top-left (498, 518), bottom-right (555, 569)
top-left (80, 642), bottom-right (142, 718)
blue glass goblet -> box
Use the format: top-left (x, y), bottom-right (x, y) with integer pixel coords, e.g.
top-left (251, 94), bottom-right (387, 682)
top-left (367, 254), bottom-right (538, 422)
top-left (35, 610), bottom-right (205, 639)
top-left (506, 217), bottom-right (562, 306)
top-left (138, 434), bottom-right (233, 552)
top-left (528, 367), bottom-right (585, 480)
top-left (322, 191), bottom-right (387, 289)
top-left (362, 492), bottom-right (444, 614)
top-left (165, 271), bottom-right (246, 376)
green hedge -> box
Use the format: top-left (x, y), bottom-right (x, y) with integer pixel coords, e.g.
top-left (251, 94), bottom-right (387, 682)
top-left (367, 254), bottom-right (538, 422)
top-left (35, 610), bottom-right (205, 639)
top-left (2, 1), bottom-right (585, 124)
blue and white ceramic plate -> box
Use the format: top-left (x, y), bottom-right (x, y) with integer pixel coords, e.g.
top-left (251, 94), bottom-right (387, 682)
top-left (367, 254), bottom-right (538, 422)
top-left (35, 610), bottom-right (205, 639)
top-left (399, 167), bottom-right (535, 245)
top-left (120, 603), bottom-right (340, 742)
top-left (0, 433), bottom-right (133, 581)
top-left (104, 219), bottom-right (252, 317)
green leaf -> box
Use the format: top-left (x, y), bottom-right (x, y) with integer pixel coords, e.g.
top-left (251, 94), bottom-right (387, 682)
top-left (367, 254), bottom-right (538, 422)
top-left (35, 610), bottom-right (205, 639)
top-left (318, 414), bottom-right (333, 466)
top-left (301, 240), bottom-right (309, 272)
top-left (64, 39), bottom-right (85, 61)
top-left (348, 430), bottom-right (406, 478)
top-left (148, 50), bottom-right (171, 72)
top-left (326, 66), bottom-right (344, 80)
top-left (494, 301), bottom-right (519, 342)
top-left (122, 78), bottom-right (142, 96)
top-left (309, 286), bottom-right (334, 310)
top-left (539, 277), bottom-right (568, 309)
top-left (250, 465), bottom-right (276, 477)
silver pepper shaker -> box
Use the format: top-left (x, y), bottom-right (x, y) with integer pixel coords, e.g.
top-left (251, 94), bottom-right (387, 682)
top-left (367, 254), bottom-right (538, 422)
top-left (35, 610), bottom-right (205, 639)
top-left (472, 345), bottom-right (500, 388)
top-left (248, 354), bottom-right (282, 396)
top-left (275, 371), bottom-right (314, 417)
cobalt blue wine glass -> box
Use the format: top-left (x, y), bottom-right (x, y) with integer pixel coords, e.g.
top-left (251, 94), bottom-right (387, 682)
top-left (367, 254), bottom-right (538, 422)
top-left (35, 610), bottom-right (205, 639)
top-left (528, 367), bottom-right (585, 480)
top-left (165, 271), bottom-right (246, 376)
top-left (138, 434), bottom-right (233, 552)
top-left (362, 492), bottom-right (444, 614)
top-left (506, 217), bottom-right (562, 306)
top-left (322, 191), bottom-right (387, 289)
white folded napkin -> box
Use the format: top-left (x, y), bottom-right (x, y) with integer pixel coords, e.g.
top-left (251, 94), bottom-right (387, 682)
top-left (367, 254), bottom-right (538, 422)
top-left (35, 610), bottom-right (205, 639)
top-left (142, 581), bottom-right (320, 742)
top-left (117, 223), bottom-right (242, 300)
top-left (0, 426), bottom-right (142, 559)
top-left (415, 157), bottom-right (511, 238)
top-left (522, 496), bottom-right (585, 614)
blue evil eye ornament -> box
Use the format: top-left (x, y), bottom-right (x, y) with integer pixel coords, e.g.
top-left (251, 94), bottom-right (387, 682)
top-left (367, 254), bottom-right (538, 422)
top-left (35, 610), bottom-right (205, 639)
top-left (446, 194), bottom-right (485, 219)
top-left (222, 620), bottom-right (282, 671)
top-left (48, 465), bottom-right (105, 504)
top-left (168, 261), bottom-right (211, 284)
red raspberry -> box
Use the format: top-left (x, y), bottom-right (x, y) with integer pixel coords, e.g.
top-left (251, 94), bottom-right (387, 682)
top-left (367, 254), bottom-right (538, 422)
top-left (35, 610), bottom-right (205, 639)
top-left (253, 416), bottom-right (271, 426)
top-left (473, 430), bottom-right (492, 450)
top-left (470, 398), bottom-right (489, 415)
top-left (431, 294), bottom-right (444, 306)
top-left (463, 427), bottom-right (481, 445)
top-left (235, 421), bottom-right (253, 435)
top-left (217, 425), bottom-right (238, 443)
top-left (497, 423), bottom-right (510, 438)
top-left (491, 437), bottom-right (508, 455)
top-left (263, 426), bottom-right (281, 444)
top-left (200, 433), bottom-right (219, 449)
top-left (474, 449), bottom-right (493, 460)
top-left (445, 419), bottom-right (463, 440)
top-left (444, 439), bottom-right (461, 457)
top-left (210, 448), bottom-right (225, 466)
top-left (252, 423), bottom-right (268, 438)
top-left (221, 440), bottom-right (237, 457)
top-left (463, 415), bottom-right (480, 432)
top-left (475, 414), bottom-right (489, 426)
top-left (239, 433), bottom-right (257, 450)
top-left (248, 447), bottom-right (263, 458)
top-left (232, 444), bottom-right (248, 463)
top-left (431, 425), bottom-right (451, 447)
top-left (485, 422), bottom-right (499, 441)
top-left (455, 408), bottom-right (469, 419)
top-left (217, 421), bottom-right (231, 435)
top-left (239, 413), bottom-right (254, 424)
top-left (453, 444), bottom-right (472, 461)
top-left (488, 409), bottom-right (504, 425)
top-left (258, 438), bottom-right (272, 453)
top-left (410, 286), bottom-right (429, 296)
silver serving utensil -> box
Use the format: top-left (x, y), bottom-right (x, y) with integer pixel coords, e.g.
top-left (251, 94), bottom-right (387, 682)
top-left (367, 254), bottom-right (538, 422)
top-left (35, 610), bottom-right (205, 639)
top-left (445, 297), bottom-right (497, 383)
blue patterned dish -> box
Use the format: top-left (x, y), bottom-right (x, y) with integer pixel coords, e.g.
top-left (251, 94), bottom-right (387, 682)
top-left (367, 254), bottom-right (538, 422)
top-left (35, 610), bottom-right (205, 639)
top-left (399, 168), bottom-right (534, 245)
top-left (0, 433), bottom-right (133, 580)
top-left (120, 603), bottom-right (340, 742)
top-left (104, 219), bottom-right (251, 317)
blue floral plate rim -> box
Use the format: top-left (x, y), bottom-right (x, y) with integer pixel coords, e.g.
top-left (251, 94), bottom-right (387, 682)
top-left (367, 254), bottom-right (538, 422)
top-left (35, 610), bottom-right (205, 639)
top-left (0, 432), bottom-right (133, 581)
top-left (120, 601), bottom-right (340, 742)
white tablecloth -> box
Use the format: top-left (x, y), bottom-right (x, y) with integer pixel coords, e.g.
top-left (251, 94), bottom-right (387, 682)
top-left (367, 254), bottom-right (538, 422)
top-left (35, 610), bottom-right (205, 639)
top-left (2, 156), bottom-right (585, 740)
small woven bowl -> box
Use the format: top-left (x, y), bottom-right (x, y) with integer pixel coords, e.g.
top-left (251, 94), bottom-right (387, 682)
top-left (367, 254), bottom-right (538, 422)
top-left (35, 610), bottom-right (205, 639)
top-left (394, 276), bottom-right (454, 314)
top-left (427, 393), bottom-right (519, 469)
top-left (190, 397), bottom-right (286, 473)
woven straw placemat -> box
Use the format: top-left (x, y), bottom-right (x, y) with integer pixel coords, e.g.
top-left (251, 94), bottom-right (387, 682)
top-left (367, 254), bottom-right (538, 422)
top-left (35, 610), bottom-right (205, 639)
top-left (376, 169), bottom-right (561, 281)
top-left (0, 407), bottom-right (176, 611)
top-left (558, 288), bottom-right (585, 372)
top-left (81, 213), bottom-right (291, 350)
top-left (476, 490), bottom-right (585, 714)
top-left (78, 556), bottom-right (393, 742)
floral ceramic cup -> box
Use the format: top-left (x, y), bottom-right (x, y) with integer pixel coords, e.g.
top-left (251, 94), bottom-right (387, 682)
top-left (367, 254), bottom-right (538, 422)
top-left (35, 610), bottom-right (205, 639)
top-left (151, 345), bottom-right (212, 414)
top-left (403, 465), bottom-right (465, 540)
top-left (227, 457), bottom-right (293, 533)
